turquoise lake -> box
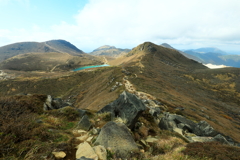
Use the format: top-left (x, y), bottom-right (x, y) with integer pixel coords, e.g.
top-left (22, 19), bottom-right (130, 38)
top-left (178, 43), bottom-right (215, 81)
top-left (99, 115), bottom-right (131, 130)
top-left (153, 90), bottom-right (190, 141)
top-left (72, 64), bottom-right (110, 71)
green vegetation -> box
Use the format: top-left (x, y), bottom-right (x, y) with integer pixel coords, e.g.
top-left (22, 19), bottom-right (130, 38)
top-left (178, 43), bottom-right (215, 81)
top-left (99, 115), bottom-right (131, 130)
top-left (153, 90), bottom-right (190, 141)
top-left (0, 95), bottom-right (80, 159)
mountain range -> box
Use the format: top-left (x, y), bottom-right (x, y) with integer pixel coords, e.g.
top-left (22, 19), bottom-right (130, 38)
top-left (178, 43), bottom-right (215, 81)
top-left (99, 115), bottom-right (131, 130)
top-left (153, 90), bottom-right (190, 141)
top-left (0, 40), bottom-right (102, 71)
top-left (184, 47), bottom-right (240, 67)
top-left (89, 45), bottom-right (131, 57)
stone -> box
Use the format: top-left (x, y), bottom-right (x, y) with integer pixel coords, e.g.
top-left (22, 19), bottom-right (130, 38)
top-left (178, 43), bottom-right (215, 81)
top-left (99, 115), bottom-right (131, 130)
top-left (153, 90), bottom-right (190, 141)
top-left (173, 128), bottom-right (183, 136)
top-left (94, 121), bottom-right (138, 159)
top-left (193, 121), bottom-right (218, 137)
top-left (92, 128), bottom-right (99, 135)
top-left (43, 95), bottom-right (71, 110)
top-left (72, 129), bottom-right (87, 137)
top-left (77, 156), bottom-right (95, 160)
top-left (213, 134), bottom-right (231, 145)
top-left (93, 145), bottom-right (107, 160)
top-left (159, 117), bottom-right (176, 131)
top-left (76, 142), bottom-right (98, 160)
top-left (98, 91), bottom-right (146, 129)
top-left (52, 151), bottom-right (66, 159)
top-left (149, 107), bottom-right (161, 118)
top-left (78, 115), bottom-right (92, 131)
top-left (86, 136), bottom-right (93, 143)
top-left (159, 113), bottom-right (196, 132)
top-left (76, 134), bottom-right (89, 143)
top-left (145, 137), bottom-right (158, 143)
top-left (77, 109), bottom-right (86, 118)
top-left (190, 136), bottom-right (214, 143)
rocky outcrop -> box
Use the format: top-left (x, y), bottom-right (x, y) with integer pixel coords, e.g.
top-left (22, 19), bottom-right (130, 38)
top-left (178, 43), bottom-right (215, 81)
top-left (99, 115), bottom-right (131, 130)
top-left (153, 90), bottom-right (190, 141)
top-left (98, 91), bottom-right (146, 129)
top-left (43, 95), bottom-right (72, 110)
top-left (193, 121), bottom-right (218, 137)
top-left (159, 112), bottom-right (196, 133)
top-left (94, 121), bottom-right (138, 158)
top-left (158, 112), bottom-right (234, 145)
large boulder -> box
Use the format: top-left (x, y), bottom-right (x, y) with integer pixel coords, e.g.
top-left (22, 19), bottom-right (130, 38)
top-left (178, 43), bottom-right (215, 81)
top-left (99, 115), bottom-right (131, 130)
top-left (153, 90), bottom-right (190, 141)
top-left (193, 121), bottom-right (218, 137)
top-left (94, 121), bottom-right (138, 158)
top-left (98, 91), bottom-right (146, 129)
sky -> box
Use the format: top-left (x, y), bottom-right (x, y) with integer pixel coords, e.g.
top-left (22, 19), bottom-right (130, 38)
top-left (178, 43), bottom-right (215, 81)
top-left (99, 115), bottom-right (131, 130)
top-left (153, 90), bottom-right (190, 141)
top-left (0, 0), bottom-right (240, 53)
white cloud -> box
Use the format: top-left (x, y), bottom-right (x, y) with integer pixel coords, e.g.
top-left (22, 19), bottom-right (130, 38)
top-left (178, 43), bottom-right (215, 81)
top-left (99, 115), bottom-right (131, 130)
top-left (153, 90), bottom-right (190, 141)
top-left (0, 0), bottom-right (240, 52)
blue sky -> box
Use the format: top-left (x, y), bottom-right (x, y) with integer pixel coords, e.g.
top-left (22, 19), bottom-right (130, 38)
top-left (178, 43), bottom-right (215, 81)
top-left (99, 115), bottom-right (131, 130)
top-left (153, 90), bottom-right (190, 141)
top-left (0, 0), bottom-right (240, 53)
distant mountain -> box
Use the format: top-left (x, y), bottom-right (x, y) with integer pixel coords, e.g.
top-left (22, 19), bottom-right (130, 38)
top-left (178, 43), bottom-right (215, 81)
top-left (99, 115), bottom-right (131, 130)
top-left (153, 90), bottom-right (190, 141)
top-left (0, 39), bottom-right (84, 63)
top-left (160, 43), bottom-right (203, 63)
top-left (184, 48), bottom-right (240, 67)
top-left (0, 40), bottom-right (103, 71)
top-left (90, 45), bottom-right (131, 57)
top-left (189, 47), bottom-right (227, 55)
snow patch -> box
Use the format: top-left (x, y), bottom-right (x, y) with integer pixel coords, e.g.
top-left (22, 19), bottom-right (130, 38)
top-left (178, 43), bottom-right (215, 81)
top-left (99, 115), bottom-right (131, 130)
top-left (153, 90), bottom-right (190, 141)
top-left (204, 64), bottom-right (229, 69)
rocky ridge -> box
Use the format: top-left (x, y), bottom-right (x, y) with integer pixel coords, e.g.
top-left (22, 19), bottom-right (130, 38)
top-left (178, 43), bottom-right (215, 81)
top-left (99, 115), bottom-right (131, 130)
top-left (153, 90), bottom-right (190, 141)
top-left (45, 89), bottom-right (239, 160)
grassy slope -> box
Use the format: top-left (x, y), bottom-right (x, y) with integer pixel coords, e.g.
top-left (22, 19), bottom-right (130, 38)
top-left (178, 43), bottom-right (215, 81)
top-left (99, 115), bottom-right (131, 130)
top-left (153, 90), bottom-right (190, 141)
top-left (114, 42), bottom-right (240, 142)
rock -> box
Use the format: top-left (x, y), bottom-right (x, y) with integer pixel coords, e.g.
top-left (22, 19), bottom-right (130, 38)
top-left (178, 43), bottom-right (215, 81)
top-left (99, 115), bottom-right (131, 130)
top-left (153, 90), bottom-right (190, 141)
top-left (193, 121), bottom-right (218, 137)
top-left (93, 145), bottom-right (107, 160)
top-left (149, 107), bottom-right (161, 118)
top-left (159, 117), bottom-right (176, 131)
top-left (145, 137), bottom-right (158, 143)
top-left (78, 115), bottom-right (92, 131)
top-left (52, 151), bottom-right (66, 159)
top-left (76, 134), bottom-right (89, 143)
top-left (77, 156), bottom-right (95, 160)
top-left (94, 121), bottom-right (138, 158)
top-left (86, 136), bottom-right (93, 143)
top-left (98, 91), bottom-right (146, 129)
top-left (159, 113), bottom-right (196, 132)
top-left (43, 95), bottom-right (71, 110)
top-left (213, 134), bottom-right (231, 145)
top-left (76, 142), bottom-right (98, 160)
top-left (173, 128), bottom-right (183, 136)
top-left (72, 129), bottom-right (87, 137)
top-left (43, 95), bottom-right (53, 110)
top-left (92, 127), bottom-right (99, 135)
top-left (190, 136), bottom-right (213, 143)
top-left (77, 109), bottom-right (86, 118)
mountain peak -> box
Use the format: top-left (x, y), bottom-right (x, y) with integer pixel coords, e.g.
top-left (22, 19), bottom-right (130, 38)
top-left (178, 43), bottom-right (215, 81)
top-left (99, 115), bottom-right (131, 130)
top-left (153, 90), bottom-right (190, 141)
top-left (93, 45), bottom-right (116, 52)
top-left (160, 43), bottom-right (174, 49)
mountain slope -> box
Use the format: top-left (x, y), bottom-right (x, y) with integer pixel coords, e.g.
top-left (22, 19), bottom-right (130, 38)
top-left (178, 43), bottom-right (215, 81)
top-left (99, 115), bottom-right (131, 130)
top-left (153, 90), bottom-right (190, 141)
top-left (160, 43), bottom-right (204, 63)
top-left (90, 45), bottom-right (131, 57)
top-left (0, 40), bottom-right (103, 71)
top-left (45, 40), bottom-right (84, 56)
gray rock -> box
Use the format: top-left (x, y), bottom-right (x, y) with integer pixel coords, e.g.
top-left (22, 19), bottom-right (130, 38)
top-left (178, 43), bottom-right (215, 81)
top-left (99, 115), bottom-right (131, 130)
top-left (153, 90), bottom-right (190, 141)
top-left (94, 121), bottom-right (138, 159)
top-left (149, 107), bottom-right (161, 118)
top-left (78, 115), bottom-right (92, 131)
top-left (159, 113), bottom-right (196, 132)
top-left (159, 117), bottom-right (176, 131)
top-left (213, 134), bottom-right (231, 145)
top-left (194, 121), bottom-right (218, 137)
top-left (77, 109), bottom-right (86, 118)
top-left (43, 95), bottom-right (71, 111)
top-left (98, 91), bottom-right (146, 129)
top-left (76, 157), bottom-right (94, 160)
